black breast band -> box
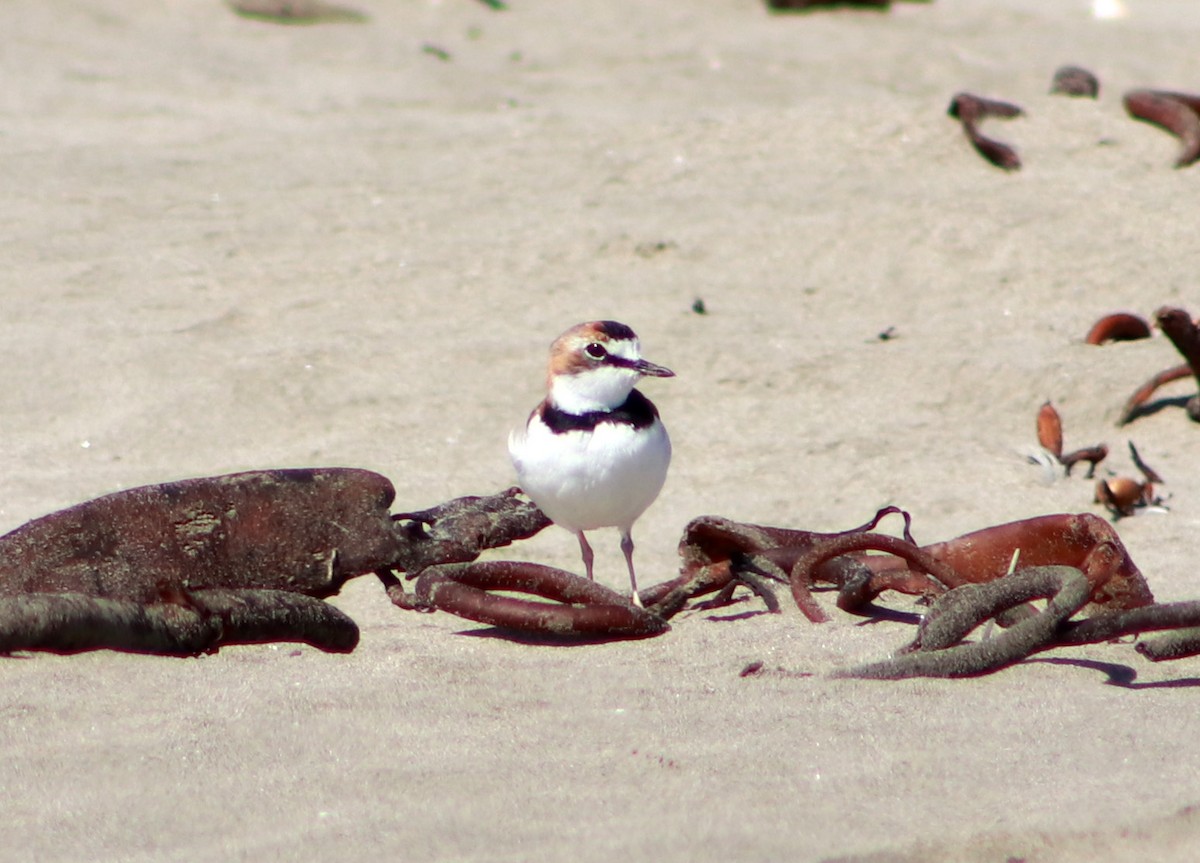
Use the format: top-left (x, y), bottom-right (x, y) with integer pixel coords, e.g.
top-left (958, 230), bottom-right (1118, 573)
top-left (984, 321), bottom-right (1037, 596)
top-left (540, 389), bottom-right (660, 433)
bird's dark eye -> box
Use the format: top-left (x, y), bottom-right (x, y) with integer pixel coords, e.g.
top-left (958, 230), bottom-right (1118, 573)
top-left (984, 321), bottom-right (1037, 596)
top-left (585, 342), bottom-right (607, 360)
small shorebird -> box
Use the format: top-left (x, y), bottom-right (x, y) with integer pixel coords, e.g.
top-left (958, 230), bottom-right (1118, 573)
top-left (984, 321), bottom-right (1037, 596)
top-left (509, 321), bottom-right (674, 606)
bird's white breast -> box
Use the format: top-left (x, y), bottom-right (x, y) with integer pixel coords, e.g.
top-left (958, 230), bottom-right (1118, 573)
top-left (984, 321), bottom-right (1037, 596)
top-left (509, 413), bottom-right (671, 533)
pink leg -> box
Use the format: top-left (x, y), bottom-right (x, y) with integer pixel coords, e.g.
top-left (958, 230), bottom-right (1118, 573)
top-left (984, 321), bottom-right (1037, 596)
top-left (620, 530), bottom-right (643, 607)
top-left (576, 532), bottom-right (595, 581)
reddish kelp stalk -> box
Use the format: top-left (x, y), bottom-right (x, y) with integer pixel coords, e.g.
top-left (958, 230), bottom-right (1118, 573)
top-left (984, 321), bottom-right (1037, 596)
top-left (1035, 401), bottom-right (1108, 477)
top-left (1120, 306), bottom-right (1200, 425)
top-left (1085, 312), bottom-right (1151, 345)
top-left (1124, 89), bottom-right (1200, 168)
top-left (947, 92), bottom-right (1024, 170)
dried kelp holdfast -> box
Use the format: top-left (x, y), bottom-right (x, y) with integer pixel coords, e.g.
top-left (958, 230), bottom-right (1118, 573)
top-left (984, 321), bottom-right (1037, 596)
top-left (4, 468), bottom-right (1200, 679)
top-left (0, 470), bottom-right (550, 655)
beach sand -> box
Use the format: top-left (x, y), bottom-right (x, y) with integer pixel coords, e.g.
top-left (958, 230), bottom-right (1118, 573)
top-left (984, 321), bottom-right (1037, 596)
top-left (3, 1), bottom-right (1200, 859)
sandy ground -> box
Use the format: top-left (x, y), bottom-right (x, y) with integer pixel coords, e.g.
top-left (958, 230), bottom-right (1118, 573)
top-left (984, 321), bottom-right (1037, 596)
top-left (4, 0), bottom-right (1200, 860)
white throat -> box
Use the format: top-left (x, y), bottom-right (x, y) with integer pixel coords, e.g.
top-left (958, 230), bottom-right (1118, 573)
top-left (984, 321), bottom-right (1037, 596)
top-left (549, 365), bottom-right (639, 414)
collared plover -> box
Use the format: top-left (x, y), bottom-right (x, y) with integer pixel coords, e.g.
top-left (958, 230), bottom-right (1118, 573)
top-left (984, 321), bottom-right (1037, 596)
top-left (509, 321), bottom-right (674, 606)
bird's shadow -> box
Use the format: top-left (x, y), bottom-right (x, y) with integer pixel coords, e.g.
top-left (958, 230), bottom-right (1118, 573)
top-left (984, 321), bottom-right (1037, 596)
top-left (453, 626), bottom-right (660, 646)
top-left (702, 608), bottom-right (775, 623)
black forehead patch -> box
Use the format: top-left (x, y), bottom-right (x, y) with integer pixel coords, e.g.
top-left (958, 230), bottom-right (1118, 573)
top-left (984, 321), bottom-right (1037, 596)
top-left (595, 320), bottom-right (637, 341)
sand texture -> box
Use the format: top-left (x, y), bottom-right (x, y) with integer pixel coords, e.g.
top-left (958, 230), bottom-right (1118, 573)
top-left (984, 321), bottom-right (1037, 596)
top-left (4, 1), bottom-right (1200, 860)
